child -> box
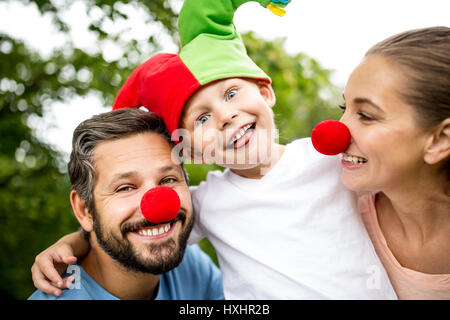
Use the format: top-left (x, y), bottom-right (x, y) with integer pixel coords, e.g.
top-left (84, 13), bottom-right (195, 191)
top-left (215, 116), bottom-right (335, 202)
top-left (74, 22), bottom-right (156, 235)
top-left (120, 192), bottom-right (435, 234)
top-left (32, 0), bottom-right (396, 299)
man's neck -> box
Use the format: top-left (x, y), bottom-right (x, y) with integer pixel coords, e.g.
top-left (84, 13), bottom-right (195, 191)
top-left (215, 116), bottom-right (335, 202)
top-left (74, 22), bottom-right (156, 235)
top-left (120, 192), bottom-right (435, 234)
top-left (79, 245), bottom-right (161, 300)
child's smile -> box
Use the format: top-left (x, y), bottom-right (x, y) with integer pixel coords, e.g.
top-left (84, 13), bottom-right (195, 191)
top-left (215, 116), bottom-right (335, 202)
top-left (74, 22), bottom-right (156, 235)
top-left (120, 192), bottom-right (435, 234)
top-left (226, 122), bottom-right (256, 150)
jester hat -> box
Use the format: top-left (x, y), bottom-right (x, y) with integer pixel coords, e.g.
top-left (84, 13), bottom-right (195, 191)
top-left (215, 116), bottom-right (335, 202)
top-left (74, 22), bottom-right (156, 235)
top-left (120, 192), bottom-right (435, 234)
top-left (112, 0), bottom-right (290, 137)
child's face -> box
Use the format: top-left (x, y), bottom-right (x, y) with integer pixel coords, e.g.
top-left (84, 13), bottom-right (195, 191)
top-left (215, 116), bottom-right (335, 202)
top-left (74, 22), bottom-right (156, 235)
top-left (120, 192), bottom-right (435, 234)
top-left (179, 78), bottom-right (277, 170)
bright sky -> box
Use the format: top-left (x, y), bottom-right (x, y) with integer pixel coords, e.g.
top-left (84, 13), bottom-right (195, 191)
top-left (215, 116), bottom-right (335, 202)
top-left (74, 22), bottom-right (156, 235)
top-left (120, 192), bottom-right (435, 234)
top-left (1, 0), bottom-right (449, 157)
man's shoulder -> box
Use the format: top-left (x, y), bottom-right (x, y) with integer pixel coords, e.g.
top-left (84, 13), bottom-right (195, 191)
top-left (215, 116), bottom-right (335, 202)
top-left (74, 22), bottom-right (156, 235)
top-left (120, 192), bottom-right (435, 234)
top-left (161, 244), bottom-right (224, 299)
top-left (28, 264), bottom-right (117, 300)
top-left (28, 286), bottom-right (93, 300)
top-left (170, 244), bottom-right (218, 276)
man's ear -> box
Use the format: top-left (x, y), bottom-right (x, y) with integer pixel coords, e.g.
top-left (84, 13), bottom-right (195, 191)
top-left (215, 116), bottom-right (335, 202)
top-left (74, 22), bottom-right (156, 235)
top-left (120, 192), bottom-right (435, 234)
top-left (257, 81), bottom-right (276, 108)
top-left (424, 118), bottom-right (450, 165)
top-left (70, 190), bottom-right (94, 233)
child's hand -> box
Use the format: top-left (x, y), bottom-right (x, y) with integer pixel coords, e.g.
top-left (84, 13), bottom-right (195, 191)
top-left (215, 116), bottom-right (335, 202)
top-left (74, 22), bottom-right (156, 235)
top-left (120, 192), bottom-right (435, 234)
top-left (31, 242), bottom-right (77, 297)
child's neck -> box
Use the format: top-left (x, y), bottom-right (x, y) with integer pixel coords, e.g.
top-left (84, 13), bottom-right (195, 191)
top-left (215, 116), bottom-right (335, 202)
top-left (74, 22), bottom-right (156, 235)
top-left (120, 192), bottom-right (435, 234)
top-left (230, 143), bottom-right (286, 179)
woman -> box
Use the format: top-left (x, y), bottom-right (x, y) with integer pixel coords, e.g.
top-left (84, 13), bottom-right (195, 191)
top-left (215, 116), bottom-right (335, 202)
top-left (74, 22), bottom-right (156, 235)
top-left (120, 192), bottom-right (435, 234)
top-left (31, 27), bottom-right (449, 299)
top-left (340, 26), bottom-right (450, 299)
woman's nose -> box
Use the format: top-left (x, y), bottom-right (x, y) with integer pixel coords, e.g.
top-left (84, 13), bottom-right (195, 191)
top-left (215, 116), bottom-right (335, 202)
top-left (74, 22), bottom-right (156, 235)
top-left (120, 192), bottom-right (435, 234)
top-left (311, 120), bottom-right (351, 156)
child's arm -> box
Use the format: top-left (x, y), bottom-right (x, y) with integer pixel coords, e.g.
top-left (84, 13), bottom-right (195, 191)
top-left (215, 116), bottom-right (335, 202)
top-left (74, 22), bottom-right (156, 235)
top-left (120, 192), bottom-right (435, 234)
top-left (31, 230), bottom-right (90, 296)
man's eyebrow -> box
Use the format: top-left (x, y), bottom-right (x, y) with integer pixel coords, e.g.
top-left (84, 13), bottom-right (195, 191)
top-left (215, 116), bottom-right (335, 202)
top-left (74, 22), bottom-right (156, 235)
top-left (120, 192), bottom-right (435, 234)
top-left (158, 165), bottom-right (180, 174)
top-left (107, 166), bottom-right (181, 187)
top-left (108, 171), bottom-right (139, 187)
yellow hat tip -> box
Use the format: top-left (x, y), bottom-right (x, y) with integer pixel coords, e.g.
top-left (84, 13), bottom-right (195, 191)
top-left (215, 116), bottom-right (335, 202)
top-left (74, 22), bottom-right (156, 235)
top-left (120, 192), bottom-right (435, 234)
top-left (267, 3), bottom-right (286, 17)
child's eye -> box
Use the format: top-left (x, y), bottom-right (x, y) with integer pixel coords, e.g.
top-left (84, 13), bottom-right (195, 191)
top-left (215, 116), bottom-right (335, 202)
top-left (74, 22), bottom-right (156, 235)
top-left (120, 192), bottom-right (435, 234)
top-left (225, 88), bottom-right (237, 101)
top-left (195, 114), bottom-right (210, 126)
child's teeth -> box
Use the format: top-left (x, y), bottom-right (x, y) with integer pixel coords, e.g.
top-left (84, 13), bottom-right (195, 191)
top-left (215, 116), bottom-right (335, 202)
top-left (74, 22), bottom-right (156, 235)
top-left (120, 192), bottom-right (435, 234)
top-left (232, 124), bottom-right (253, 143)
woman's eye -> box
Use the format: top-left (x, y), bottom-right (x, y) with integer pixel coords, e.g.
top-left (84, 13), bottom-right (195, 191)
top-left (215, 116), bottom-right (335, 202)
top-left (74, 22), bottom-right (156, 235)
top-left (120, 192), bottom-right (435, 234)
top-left (225, 88), bottom-right (237, 101)
top-left (358, 112), bottom-right (373, 121)
top-left (195, 114), bottom-right (210, 126)
top-left (338, 104), bottom-right (346, 112)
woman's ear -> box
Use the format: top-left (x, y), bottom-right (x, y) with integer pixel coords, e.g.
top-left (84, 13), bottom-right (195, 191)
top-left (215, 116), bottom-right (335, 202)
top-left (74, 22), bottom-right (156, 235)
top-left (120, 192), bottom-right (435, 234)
top-left (424, 118), bottom-right (450, 165)
top-left (257, 81), bottom-right (276, 108)
top-left (70, 190), bottom-right (94, 233)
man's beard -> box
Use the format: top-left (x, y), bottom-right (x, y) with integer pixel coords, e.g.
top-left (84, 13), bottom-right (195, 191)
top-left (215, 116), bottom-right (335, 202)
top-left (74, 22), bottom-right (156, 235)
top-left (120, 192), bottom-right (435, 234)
top-left (92, 207), bottom-right (194, 275)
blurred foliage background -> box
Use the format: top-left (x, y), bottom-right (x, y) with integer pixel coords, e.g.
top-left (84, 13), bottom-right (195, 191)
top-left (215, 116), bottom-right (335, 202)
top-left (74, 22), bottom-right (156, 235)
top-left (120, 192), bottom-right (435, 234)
top-left (0, 0), bottom-right (342, 299)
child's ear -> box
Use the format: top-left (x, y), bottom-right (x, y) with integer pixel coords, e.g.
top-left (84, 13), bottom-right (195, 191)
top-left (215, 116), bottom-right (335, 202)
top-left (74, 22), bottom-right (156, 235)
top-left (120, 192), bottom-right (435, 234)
top-left (70, 190), bottom-right (94, 233)
top-left (424, 118), bottom-right (450, 165)
top-left (257, 81), bottom-right (276, 108)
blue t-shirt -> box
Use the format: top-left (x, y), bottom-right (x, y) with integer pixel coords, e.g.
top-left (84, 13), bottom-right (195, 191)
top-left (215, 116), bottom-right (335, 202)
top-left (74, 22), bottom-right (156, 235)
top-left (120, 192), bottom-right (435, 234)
top-left (28, 244), bottom-right (224, 300)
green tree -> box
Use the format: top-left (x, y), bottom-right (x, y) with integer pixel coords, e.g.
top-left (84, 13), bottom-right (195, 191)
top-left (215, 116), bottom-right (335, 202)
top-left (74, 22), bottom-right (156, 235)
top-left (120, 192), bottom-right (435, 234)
top-left (0, 0), bottom-right (342, 299)
top-left (0, 0), bottom-right (179, 300)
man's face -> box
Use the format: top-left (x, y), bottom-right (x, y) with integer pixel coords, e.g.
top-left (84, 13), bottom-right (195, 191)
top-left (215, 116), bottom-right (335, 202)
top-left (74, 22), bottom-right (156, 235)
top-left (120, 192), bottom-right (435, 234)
top-left (90, 132), bottom-right (193, 274)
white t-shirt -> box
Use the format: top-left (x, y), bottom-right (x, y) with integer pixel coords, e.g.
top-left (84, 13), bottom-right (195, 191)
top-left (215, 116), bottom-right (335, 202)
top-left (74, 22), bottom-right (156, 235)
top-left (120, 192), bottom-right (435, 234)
top-left (189, 138), bottom-right (397, 299)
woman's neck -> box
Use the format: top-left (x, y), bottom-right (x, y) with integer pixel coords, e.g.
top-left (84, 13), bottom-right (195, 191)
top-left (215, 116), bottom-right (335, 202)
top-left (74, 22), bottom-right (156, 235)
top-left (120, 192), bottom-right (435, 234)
top-left (375, 163), bottom-right (449, 250)
top-left (377, 190), bottom-right (449, 243)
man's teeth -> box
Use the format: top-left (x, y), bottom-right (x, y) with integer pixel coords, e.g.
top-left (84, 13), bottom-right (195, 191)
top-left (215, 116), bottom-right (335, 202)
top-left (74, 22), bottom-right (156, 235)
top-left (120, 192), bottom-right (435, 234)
top-left (231, 123), bottom-right (253, 144)
top-left (137, 223), bottom-right (171, 236)
top-left (342, 154), bottom-right (368, 164)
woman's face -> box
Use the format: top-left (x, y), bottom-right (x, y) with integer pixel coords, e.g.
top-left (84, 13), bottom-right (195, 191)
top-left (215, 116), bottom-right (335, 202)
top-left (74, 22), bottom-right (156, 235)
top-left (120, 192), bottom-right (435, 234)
top-left (340, 55), bottom-right (431, 192)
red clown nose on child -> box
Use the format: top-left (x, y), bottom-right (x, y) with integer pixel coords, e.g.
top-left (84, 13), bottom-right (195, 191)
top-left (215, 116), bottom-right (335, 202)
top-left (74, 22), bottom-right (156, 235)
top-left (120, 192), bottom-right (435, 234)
top-left (311, 120), bottom-right (351, 156)
top-left (140, 187), bottom-right (181, 223)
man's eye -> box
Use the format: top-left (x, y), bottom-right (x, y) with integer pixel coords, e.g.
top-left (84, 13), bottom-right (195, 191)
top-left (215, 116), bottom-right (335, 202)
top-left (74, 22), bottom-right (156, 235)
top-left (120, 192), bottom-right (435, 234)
top-left (116, 185), bottom-right (134, 193)
top-left (160, 177), bottom-right (177, 185)
top-left (195, 114), bottom-right (210, 126)
top-left (225, 88), bottom-right (237, 101)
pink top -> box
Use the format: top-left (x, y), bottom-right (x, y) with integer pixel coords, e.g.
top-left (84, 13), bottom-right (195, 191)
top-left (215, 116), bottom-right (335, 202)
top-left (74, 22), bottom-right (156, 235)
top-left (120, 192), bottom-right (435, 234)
top-left (358, 193), bottom-right (450, 300)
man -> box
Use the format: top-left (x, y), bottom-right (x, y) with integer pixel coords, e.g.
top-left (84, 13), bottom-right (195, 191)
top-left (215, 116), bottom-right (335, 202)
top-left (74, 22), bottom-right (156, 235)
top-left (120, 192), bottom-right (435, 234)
top-left (29, 109), bottom-right (224, 300)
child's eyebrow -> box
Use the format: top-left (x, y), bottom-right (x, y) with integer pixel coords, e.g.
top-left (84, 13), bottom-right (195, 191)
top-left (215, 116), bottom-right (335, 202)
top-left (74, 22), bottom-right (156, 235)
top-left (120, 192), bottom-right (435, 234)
top-left (186, 106), bottom-right (210, 121)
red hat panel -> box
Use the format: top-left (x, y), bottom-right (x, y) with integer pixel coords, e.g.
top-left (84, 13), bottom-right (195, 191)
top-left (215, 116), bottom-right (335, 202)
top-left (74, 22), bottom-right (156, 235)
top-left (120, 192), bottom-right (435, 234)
top-left (113, 53), bottom-right (201, 137)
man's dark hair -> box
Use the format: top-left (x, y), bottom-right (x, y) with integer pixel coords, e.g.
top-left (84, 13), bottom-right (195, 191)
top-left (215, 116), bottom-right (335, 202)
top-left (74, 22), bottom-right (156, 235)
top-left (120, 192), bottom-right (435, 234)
top-left (68, 108), bottom-right (188, 218)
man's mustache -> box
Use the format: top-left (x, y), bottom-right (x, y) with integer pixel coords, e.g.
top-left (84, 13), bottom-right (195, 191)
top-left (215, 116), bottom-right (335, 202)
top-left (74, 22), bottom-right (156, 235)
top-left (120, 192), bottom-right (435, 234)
top-left (121, 210), bottom-right (187, 234)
